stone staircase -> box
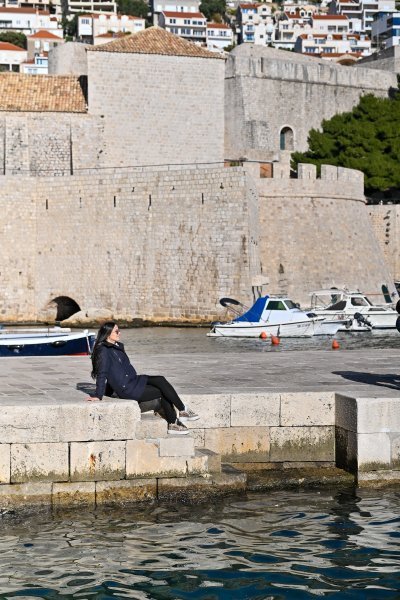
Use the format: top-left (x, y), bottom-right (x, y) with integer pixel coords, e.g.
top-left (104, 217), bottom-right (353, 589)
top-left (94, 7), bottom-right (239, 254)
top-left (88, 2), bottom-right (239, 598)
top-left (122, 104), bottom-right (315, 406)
top-left (131, 413), bottom-right (222, 478)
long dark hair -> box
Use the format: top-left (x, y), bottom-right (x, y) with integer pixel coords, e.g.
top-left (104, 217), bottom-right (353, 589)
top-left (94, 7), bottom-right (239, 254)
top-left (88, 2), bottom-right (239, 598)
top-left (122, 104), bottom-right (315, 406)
top-left (91, 321), bottom-right (117, 379)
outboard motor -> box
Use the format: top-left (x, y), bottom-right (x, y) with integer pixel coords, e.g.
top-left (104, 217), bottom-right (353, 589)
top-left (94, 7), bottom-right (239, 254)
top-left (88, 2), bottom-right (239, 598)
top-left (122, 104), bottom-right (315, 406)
top-left (354, 312), bottom-right (372, 329)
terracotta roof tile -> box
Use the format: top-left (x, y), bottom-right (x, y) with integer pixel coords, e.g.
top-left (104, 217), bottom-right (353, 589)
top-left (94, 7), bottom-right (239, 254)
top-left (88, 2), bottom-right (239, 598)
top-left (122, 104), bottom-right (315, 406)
top-left (207, 22), bottom-right (231, 29)
top-left (0, 42), bottom-right (26, 51)
top-left (88, 26), bottom-right (224, 58)
top-left (0, 7), bottom-right (49, 13)
top-left (0, 73), bottom-right (87, 112)
top-left (163, 11), bottom-right (205, 18)
top-left (28, 29), bottom-right (62, 39)
top-left (313, 14), bottom-right (348, 19)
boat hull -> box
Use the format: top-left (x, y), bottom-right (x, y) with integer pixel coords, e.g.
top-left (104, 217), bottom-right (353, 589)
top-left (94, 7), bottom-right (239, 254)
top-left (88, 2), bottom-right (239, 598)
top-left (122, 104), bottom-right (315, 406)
top-left (0, 333), bottom-right (96, 357)
top-left (208, 320), bottom-right (315, 338)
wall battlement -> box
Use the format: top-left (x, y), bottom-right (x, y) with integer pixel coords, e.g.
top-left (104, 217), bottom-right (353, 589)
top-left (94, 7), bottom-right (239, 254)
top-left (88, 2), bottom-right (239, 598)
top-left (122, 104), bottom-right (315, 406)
top-left (243, 161), bottom-right (365, 203)
top-left (226, 51), bottom-right (397, 91)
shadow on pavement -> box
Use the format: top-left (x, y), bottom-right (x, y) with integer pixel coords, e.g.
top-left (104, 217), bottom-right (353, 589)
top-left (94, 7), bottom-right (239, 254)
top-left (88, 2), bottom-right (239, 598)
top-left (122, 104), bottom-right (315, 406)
top-left (76, 382), bottom-right (96, 395)
top-left (333, 371), bottom-right (400, 391)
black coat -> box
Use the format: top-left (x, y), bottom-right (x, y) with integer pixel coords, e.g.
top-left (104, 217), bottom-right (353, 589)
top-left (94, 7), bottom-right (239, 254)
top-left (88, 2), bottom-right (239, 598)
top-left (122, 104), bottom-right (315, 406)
top-left (94, 341), bottom-right (147, 400)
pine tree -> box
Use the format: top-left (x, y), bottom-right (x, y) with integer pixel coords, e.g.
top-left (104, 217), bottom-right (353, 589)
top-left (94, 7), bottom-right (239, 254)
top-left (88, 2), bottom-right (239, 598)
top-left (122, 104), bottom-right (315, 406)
top-left (292, 87), bottom-right (400, 195)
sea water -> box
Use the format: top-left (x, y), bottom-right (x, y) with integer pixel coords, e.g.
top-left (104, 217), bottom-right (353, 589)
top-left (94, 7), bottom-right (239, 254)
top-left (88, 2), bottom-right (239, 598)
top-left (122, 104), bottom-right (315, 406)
top-left (0, 488), bottom-right (399, 599)
top-left (119, 326), bottom-right (400, 355)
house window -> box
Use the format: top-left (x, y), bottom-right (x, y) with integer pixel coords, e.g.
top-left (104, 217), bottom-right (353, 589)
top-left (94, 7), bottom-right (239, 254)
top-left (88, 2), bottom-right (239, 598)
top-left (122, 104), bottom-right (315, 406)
top-left (169, 18), bottom-right (176, 23)
top-left (280, 127), bottom-right (294, 151)
top-left (82, 18), bottom-right (90, 24)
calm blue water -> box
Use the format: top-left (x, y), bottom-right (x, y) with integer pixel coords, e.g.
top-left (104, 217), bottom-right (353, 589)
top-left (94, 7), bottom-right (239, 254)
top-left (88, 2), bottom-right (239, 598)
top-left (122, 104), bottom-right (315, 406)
top-left (0, 488), bottom-right (399, 599)
top-left (120, 327), bottom-right (400, 355)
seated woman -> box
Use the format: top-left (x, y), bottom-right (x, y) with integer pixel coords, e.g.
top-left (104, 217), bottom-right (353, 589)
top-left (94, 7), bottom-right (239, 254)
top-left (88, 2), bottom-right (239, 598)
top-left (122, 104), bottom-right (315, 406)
top-left (87, 321), bottom-right (199, 435)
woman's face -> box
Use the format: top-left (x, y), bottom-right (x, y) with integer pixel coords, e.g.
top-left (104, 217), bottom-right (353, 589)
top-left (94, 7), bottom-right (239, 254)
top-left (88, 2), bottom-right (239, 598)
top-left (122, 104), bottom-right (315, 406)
top-left (107, 324), bottom-right (121, 344)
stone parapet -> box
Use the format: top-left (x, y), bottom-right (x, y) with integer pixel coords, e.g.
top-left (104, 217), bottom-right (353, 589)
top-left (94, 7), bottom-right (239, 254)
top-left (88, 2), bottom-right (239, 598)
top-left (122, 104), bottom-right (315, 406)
top-left (336, 394), bottom-right (400, 486)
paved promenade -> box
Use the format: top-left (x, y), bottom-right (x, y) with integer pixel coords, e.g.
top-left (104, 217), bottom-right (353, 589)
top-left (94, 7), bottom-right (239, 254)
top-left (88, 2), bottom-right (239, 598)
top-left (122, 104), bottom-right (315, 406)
top-left (0, 347), bottom-right (399, 404)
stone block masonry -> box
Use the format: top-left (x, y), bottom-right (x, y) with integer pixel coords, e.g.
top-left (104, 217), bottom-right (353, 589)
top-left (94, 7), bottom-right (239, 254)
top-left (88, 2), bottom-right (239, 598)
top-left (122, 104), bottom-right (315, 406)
top-left (225, 45), bottom-right (397, 161)
top-left (250, 162), bottom-right (396, 306)
top-left (368, 204), bottom-right (400, 282)
top-left (0, 166), bottom-right (259, 322)
top-left (87, 51), bottom-right (225, 169)
top-left (0, 388), bottom-right (399, 507)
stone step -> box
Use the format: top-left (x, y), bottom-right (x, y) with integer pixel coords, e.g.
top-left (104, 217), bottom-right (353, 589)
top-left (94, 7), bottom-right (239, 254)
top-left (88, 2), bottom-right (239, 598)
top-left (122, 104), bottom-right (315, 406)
top-left (159, 436), bottom-right (195, 457)
top-left (135, 413), bottom-right (167, 439)
top-left (126, 439), bottom-right (222, 478)
top-left (196, 448), bottom-right (221, 473)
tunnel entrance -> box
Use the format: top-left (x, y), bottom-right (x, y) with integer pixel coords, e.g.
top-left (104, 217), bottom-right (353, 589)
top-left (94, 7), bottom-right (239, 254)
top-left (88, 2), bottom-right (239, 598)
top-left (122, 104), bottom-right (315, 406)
top-left (50, 296), bottom-right (81, 321)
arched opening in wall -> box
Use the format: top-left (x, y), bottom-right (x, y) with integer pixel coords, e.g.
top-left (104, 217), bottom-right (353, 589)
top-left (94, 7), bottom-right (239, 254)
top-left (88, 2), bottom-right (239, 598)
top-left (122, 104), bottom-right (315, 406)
top-left (280, 127), bottom-right (294, 151)
top-left (50, 296), bottom-right (81, 321)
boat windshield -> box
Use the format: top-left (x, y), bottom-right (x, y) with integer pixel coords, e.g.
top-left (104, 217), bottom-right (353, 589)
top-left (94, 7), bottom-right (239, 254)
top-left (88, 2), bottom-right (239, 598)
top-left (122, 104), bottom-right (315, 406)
top-left (266, 300), bottom-right (287, 311)
top-left (350, 297), bottom-right (369, 307)
top-left (326, 300), bottom-right (346, 311)
top-left (284, 300), bottom-right (298, 310)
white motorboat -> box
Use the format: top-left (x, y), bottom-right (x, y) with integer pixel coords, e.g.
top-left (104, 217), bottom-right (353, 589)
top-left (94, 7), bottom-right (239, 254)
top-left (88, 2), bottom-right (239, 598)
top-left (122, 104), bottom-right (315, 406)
top-left (208, 296), bottom-right (339, 338)
top-left (309, 288), bottom-right (398, 330)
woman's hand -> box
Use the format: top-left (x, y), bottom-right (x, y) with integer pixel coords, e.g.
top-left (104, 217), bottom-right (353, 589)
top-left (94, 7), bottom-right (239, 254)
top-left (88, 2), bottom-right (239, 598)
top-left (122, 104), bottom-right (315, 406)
top-left (86, 396), bottom-right (102, 402)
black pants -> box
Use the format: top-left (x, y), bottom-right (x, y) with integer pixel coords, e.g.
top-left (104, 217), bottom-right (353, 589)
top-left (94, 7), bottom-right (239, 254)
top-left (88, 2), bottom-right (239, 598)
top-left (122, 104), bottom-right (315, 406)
top-left (137, 375), bottom-right (185, 424)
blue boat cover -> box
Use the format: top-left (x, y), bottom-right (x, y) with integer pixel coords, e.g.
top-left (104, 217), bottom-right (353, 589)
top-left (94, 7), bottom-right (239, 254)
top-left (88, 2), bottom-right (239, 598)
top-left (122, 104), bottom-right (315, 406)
top-left (234, 296), bottom-right (269, 322)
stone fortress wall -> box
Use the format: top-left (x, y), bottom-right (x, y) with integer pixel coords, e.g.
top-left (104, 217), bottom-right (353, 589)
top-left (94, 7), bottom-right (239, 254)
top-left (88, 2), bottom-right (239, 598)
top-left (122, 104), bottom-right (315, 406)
top-left (225, 45), bottom-right (398, 161)
top-left (0, 29), bottom-right (398, 321)
top-left (0, 114), bottom-right (105, 175)
top-left (368, 204), bottom-right (400, 282)
top-left (86, 51), bottom-right (226, 169)
top-left (0, 166), bottom-right (260, 322)
top-left (1, 159), bottom-right (395, 322)
top-left (245, 162), bottom-right (395, 305)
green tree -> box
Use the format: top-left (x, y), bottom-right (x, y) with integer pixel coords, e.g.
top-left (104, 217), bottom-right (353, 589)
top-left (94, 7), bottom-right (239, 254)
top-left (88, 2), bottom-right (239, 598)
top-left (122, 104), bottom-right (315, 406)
top-left (117, 0), bottom-right (149, 18)
top-left (200, 0), bottom-right (226, 21)
top-left (0, 31), bottom-right (27, 49)
top-left (62, 13), bottom-right (85, 39)
top-left (292, 90), bottom-right (400, 194)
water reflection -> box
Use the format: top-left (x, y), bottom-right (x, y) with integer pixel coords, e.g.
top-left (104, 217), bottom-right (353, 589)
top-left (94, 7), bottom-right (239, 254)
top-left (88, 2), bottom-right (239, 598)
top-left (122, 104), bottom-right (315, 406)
top-left (0, 488), bottom-right (399, 598)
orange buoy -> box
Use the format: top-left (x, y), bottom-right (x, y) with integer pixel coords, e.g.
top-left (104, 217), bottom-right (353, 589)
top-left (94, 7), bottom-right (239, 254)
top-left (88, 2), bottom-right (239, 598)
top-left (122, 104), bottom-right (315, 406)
top-left (332, 339), bottom-right (340, 350)
top-left (271, 335), bottom-right (280, 345)
top-left (260, 331), bottom-right (267, 339)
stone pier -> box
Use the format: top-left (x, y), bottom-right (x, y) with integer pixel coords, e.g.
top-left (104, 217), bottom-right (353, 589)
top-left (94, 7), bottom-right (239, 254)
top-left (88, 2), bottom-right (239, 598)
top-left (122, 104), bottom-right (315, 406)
top-left (0, 347), bottom-right (399, 508)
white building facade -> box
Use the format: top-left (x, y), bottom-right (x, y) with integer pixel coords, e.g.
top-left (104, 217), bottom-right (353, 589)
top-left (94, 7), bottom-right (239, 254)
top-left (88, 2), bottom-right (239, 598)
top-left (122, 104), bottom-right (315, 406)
top-left (207, 22), bottom-right (233, 50)
top-left (237, 2), bottom-right (275, 45)
top-left (77, 13), bottom-right (145, 42)
top-left (151, 0), bottom-right (200, 26)
top-left (371, 11), bottom-right (400, 48)
top-left (0, 7), bottom-right (62, 35)
top-left (295, 31), bottom-right (371, 56)
top-left (0, 39), bottom-right (26, 70)
top-left (328, 0), bottom-right (395, 34)
top-left (159, 10), bottom-right (206, 44)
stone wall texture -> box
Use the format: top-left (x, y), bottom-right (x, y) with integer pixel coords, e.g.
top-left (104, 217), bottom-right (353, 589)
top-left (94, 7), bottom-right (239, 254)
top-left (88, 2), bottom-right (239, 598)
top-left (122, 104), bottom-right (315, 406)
top-left (225, 45), bottom-right (398, 161)
top-left (0, 114), bottom-right (104, 176)
top-left (368, 204), bottom-right (400, 282)
top-left (248, 162), bottom-right (396, 305)
top-left (87, 51), bottom-right (225, 168)
top-left (48, 42), bottom-right (89, 76)
top-left (0, 166), bottom-right (259, 321)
